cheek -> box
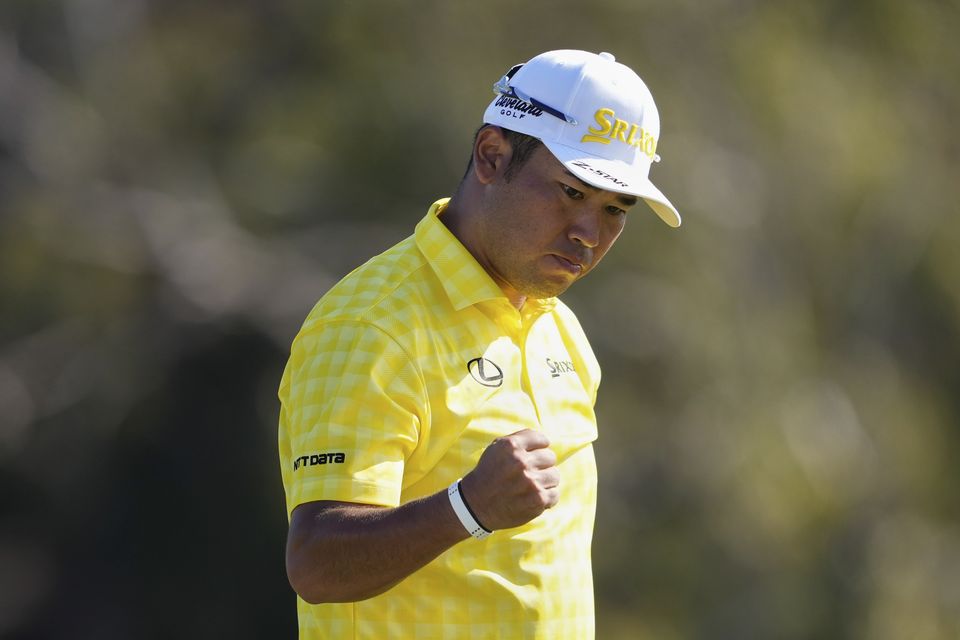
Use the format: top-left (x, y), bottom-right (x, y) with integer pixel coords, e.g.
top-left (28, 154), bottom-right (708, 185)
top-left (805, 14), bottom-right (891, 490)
top-left (604, 217), bottom-right (626, 245)
top-left (593, 219), bottom-right (625, 262)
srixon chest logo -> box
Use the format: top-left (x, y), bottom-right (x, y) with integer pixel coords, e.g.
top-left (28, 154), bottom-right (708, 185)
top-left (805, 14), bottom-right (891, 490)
top-left (546, 357), bottom-right (576, 378)
top-left (293, 452), bottom-right (346, 471)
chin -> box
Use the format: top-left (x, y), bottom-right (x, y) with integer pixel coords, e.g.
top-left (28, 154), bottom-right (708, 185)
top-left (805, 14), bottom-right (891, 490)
top-left (524, 281), bottom-right (574, 299)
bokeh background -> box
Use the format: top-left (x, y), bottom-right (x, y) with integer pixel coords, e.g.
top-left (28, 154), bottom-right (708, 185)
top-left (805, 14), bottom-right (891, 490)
top-left (2, 0), bottom-right (959, 638)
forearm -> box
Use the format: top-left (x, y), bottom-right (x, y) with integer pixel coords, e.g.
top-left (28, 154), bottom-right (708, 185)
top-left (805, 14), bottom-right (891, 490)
top-left (286, 489), bottom-right (470, 604)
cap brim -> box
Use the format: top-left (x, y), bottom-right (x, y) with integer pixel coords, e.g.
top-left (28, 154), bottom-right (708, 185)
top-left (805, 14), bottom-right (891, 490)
top-left (542, 140), bottom-right (681, 228)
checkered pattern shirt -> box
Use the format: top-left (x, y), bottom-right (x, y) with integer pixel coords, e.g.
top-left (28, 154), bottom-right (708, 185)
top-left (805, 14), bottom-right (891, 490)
top-left (279, 198), bottom-right (602, 639)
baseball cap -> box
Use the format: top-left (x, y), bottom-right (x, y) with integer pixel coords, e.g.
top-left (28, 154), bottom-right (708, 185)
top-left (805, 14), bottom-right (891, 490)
top-left (483, 49), bottom-right (680, 227)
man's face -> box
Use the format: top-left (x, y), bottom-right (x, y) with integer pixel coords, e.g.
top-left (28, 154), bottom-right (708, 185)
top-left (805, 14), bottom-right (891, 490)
top-left (474, 144), bottom-right (637, 303)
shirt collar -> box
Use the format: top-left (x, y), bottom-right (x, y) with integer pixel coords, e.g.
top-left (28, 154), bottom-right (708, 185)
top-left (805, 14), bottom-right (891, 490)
top-left (415, 198), bottom-right (557, 314)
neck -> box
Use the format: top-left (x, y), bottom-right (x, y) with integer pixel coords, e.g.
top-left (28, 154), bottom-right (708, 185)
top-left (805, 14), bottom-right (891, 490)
top-left (440, 194), bottom-right (526, 311)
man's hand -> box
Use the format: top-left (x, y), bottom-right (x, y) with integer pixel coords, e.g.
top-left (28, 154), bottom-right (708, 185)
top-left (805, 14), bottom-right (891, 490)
top-left (459, 429), bottom-right (559, 531)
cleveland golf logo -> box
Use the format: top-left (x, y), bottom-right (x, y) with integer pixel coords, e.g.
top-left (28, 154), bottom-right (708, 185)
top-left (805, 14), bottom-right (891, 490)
top-left (467, 357), bottom-right (504, 387)
top-left (293, 452), bottom-right (346, 471)
top-left (494, 94), bottom-right (544, 121)
top-left (580, 107), bottom-right (658, 159)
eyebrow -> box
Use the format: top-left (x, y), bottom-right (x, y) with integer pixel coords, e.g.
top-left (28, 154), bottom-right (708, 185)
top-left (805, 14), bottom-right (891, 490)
top-left (561, 169), bottom-right (639, 207)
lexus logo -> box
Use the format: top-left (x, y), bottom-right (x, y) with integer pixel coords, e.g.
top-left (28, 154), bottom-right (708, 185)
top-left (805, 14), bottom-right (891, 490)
top-left (467, 357), bottom-right (503, 388)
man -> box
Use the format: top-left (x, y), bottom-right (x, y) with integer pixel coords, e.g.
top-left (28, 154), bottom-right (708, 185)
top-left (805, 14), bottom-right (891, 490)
top-left (278, 49), bottom-right (680, 639)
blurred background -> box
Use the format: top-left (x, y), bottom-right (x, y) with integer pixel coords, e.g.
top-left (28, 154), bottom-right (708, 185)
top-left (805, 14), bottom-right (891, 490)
top-left (1, 0), bottom-right (959, 638)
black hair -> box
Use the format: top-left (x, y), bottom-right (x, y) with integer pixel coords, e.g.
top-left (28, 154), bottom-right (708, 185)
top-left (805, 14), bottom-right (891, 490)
top-left (460, 125), bottom-right (544, 183)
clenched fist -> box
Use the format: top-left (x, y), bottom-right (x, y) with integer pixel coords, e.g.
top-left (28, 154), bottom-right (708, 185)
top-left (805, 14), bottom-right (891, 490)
top-left (458, 429), bottom-right (559, 531)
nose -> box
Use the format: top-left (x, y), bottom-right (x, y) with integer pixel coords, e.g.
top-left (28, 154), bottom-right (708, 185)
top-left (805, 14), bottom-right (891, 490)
top-left (567, 207), bottom-right (601, 248)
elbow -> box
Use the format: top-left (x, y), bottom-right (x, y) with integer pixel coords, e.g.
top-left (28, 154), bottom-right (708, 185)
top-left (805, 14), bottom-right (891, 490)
top-left (285, 517), bottom-right (339, 604)
top-left (287, 571), bottom-right (326, 605)
top-left (287, 580), bottom-right (375, 606)
top-left (285, 502), bottom-right (395, 604)
top-left (287, 576), bottom-right (322, 605)
top-left (294, 588), bottom-right (328, 606)
top-left (293, 589), bottom-right (324, 606)
top-left (287, 568), bottom-right (395, 604)
top-left (286, 554), bottom-right (377, 604)
top-left (286, 556), bottom-right (334, 605)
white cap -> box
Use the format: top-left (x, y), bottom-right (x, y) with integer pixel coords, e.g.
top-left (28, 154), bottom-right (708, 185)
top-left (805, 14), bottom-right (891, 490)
top-left (483, 50), bottom-right (680, 227)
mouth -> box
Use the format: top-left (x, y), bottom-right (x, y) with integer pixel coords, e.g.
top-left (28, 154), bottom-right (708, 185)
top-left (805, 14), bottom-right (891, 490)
top-left (549, 254), bottom-right (585, 276)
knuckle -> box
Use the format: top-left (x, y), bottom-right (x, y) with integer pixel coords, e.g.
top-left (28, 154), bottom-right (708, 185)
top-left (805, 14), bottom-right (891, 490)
top-left (510, 447), bottom-right (529, 466)
top-left (523, 468), bottom-right (544, 487)
top-left (503, 435), bottom-right (524, 452)
top-left (547, 471), bottom-right (560, 487)
top-left (544, 488), bottom-right (559, 508)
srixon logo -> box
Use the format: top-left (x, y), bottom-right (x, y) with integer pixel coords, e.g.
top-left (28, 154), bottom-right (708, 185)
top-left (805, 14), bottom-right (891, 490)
top-left (293, 452), bottom-right (346, 471)
top-left (546, 357), bottom-right (576, 378)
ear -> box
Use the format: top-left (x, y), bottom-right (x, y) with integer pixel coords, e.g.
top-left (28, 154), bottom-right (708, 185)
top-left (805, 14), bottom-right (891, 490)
top-left (472, 126), bottom-right (513, 185)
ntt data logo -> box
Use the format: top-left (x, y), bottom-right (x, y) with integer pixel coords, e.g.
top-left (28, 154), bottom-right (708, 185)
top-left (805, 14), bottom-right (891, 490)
top-left (467, 357), bottom-right (503, 388)
top-left (293, 452), bottom-right (346, 471)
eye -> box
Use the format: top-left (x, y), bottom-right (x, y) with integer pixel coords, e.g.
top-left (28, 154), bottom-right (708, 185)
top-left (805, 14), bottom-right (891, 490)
top-left (605, 205), bottom-right (627, 216)
top-left (560, 183), bottom-right (584, 200)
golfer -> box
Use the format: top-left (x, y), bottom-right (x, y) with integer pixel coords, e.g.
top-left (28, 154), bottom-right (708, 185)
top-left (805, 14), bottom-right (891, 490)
top-left (278, 49), bottom-right (680, 639)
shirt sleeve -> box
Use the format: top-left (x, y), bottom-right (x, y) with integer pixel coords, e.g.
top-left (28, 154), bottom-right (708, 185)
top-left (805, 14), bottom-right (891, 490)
top-left (278, 319), bottom-right (427, 517)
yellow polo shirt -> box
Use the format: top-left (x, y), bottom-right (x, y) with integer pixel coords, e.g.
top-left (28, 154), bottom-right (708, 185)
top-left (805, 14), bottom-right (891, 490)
top-left (279, 198), bottom-right (602, 639)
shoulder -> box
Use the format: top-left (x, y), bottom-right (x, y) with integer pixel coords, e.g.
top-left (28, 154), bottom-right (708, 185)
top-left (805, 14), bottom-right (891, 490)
top-left (301, 235), bottom-right (438, 331)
